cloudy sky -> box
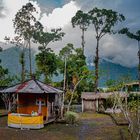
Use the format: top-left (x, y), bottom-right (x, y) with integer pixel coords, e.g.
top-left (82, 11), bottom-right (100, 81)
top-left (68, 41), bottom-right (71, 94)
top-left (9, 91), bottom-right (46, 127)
top-left (0, 0), bottom-right (140, 67)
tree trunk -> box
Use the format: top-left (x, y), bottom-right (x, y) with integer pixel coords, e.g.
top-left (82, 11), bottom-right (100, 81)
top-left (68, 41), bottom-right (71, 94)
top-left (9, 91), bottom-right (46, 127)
top-left (67, 78), bottom-right (83, 111)
top-left (20, 51), bottom-right (25, 83)
top-left (61, 57), bottom-right (67, 118)
top-left (28, 39), bottom-right (32, 77)
top-left (81, 28), bottom-right (85, 55)
top-left (138, 41), bottom-right (140, 90)
top-left (94, 38), bottom-right (99, 93)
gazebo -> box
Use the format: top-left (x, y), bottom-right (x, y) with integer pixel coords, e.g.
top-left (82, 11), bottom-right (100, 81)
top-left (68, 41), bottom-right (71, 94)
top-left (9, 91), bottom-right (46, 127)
top-left (0, 79), bottom-right (63, 129)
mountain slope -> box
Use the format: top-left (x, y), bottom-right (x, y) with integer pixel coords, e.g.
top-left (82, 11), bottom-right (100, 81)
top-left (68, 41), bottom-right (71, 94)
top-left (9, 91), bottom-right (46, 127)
top-left (0, 46), bottom-right (138, 86)
top-left (88, 59), bottom-right (137, 86)
top-left (0, 46), bottom-right (36, 76)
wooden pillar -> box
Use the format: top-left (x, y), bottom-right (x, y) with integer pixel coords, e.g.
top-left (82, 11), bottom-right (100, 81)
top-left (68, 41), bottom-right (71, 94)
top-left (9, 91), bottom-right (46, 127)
top-left (17, 93), bottom-right (19, 113)
top-left (82, 99), bottom-right (84, 112)
top-left (96, 99), bottom-right (99, 112)
top-left (47, 95), bottom-right (49, 121)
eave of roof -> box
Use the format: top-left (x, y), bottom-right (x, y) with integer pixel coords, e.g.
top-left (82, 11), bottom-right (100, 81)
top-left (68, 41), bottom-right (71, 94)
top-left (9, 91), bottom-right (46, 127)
top-left (0, 79), bottom-right (63, 94)
top-left (81, 92), bottom-right (128, 100)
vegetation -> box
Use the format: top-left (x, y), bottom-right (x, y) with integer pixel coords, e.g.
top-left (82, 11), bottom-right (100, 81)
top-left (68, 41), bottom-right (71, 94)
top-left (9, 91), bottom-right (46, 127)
top-left (36, 48), bottom-right (58, 83)
top-left (13, 2), bottom-right (43, 77)
top-left (0, 47), bottom-right (13, 86)
top-left (0, 3), bottom-right (139, 139)
top-left (88, 7), bottom-right (125, 92)
top-left (64, 111), bottom-right (79, 124)
top-left (71, 10), bottom-right (90, 54)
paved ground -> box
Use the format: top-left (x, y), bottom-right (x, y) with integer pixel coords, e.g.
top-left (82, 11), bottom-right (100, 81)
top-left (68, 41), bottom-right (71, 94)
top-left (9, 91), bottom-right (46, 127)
top-left (0, 113), bottom-right (130, 140)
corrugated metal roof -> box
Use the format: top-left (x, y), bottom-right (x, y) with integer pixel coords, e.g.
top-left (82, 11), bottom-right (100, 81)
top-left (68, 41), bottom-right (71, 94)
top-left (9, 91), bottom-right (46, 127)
top-left (0, 79), bottom-right (63, 94)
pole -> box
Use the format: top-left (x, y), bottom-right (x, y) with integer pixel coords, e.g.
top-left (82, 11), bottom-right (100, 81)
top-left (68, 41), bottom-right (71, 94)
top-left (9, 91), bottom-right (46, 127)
top-left (61, 57), bottom-right (67, 117)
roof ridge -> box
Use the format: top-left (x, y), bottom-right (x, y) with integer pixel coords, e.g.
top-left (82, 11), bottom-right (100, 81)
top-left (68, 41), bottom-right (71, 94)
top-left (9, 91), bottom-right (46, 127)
top-left (34, 79), bottom-right (45, 93)
top-left (38, 80), bottom-right (62, 92)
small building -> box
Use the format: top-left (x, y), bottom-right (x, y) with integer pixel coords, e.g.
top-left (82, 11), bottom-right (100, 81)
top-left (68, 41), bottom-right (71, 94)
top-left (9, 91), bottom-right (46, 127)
top-left (81, 92), bottom-right (127, 112)
top-left (0, 79), bottom-right (63, 129)
top-left (123, 81), bottom-right (139, 92)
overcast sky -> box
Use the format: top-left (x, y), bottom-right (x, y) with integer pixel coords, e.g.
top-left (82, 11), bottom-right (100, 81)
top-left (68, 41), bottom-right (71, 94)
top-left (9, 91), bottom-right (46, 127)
top-left (0, 0), bottom-right (140, 67)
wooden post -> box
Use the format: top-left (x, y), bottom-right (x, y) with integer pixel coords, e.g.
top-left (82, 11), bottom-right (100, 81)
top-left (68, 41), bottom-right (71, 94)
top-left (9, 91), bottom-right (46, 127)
top-left (47, 95), bottom-right (49, 121)
top-left (82, 99), bottom-right (84, 112)
top-left (96, 99), bottom-right (99, 112)
top-left (17, 93), bottom-right (19, 113)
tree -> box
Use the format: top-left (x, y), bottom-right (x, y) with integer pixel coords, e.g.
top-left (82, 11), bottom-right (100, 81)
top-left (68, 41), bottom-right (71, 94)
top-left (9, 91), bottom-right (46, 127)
top-left (59, 44), bottom-right (86, 90)
top-left (88, 7), bottom-right (125, 93)
top-left (59, 44), bottom-right (89, 112)
top-left (33, 28), bottom-right (64, 51)
top-left (13, 2), bottom-right (43, 77)
top-left (119, 28), bottom-right (140, 89)
top-left (0, 47), bottom-right (12, 86)
top-left (67, 66), bottom-right (93, 111)
top-left (71, 10), bottom-right (90, 54)
top-left (35, 48), bottom-right (58, 83)
top-left (59, 43), bottom-right (74, 117)
top-left (112, 92), bottom-right (140, 140)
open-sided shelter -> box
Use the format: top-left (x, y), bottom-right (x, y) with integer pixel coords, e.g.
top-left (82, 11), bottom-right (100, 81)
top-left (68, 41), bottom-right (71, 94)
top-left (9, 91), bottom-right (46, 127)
top-left (0, 79), bottom-right (63, 129)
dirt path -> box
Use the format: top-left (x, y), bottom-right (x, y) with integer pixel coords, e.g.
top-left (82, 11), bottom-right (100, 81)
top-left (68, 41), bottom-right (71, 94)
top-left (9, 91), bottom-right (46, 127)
top-left (0, 113), bottom-right (129, 140)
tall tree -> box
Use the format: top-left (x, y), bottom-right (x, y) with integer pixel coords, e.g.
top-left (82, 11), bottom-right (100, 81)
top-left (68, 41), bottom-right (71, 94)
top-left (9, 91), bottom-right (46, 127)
top-left (59, 43), bottom-right (74, 117)
top-left (59, 43), bottom-right (74, 91)
top-left (59, 45), bottom-right (87, 103)
top-left (119, 28), bottom-right (140, 90)
top-left (34, 27), bottom-right (64, 82)
top-left (71, 10), bottom-right (90, 54)
top-left (13, 2), bottom-right (43, 77)
top-left (88, 7), bottom-right (125, 93)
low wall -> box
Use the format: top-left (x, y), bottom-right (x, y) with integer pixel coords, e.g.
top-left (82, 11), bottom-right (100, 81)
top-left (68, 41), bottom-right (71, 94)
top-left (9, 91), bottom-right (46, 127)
top-left (8, 113), bottom-right (44, 129)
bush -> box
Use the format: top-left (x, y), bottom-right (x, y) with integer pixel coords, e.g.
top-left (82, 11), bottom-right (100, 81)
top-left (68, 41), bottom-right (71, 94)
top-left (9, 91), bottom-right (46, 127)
top-left (64, 111), bottom-right (79, 124)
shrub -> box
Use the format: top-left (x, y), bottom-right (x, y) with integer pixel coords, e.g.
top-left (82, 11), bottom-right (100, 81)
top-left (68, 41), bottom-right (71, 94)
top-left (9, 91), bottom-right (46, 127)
top-left (64, 111), bottom-right (79, 124)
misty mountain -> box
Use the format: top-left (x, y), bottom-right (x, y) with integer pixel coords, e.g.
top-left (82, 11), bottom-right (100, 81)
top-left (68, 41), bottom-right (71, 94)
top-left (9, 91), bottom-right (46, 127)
top-left (0, 45), bottom-right (36, 76)
top-left (0, 46), bottom-right (138, 87)
top-left (87, 58), bottom-right (138, 86)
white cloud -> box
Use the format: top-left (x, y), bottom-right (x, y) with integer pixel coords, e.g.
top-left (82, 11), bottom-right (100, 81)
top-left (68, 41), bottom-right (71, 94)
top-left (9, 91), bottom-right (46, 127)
top-left (0, 0), bottom-right (139, 68)
top-left (40, 1), bottom-right (80, 29)
top-left (0, 0), bottom-right (41, 42)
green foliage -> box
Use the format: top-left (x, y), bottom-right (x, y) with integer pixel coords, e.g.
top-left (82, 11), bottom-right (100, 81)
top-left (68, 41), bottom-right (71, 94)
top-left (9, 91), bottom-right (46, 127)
top-left (0, 48), bottom-right (14, 86)
top-left (64, 111), bottom-right (79, 124)
top-left (35, 48), bottom-right (58, 83)
top-left (13, 2), bottom-right (42, 40)
top-left (59, 44), bottom-right (86, 83)
top-left (71, 10), bottom-right (90, 30)
top-left (88, 7), bottom-right (125, 92)
top-left (106, 74), bottom-right (132, 92)
top-left (33, 28), bottom-right (64, 50)
top-left (71, 10), bottom-right (90, 53)
top-left (64, 90), bottom-right (78, 104)
top-left (88, 7), bottom-right (125, 37)
top-left (128, 94), bottom-right (140, 111)
top-left (59, 44), bottom-right (94, 103)
top-left (119, 28), bottom-right (140, 41)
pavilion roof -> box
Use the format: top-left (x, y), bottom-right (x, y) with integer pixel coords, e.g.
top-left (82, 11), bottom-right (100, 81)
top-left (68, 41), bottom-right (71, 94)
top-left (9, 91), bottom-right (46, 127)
top-left (0, 79), bottom-right (63, 94)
